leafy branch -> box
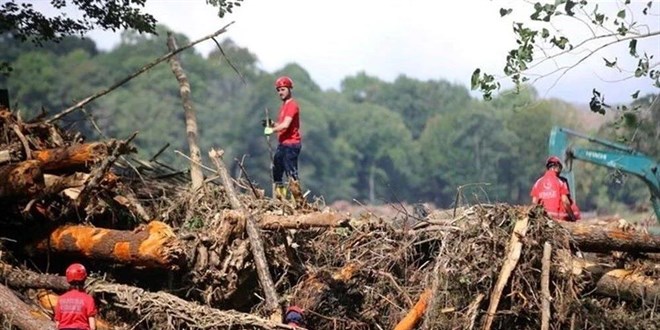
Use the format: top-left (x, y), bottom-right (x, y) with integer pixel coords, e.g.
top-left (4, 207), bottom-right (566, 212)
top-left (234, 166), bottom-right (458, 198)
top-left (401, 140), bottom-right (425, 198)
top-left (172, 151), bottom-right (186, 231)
top-left (471, 0), bottom-right (659, 108)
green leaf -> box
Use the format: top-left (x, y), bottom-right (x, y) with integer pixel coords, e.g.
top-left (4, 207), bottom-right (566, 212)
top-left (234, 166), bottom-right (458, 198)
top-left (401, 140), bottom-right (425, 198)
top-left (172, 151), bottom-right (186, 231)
top-left (617, 9), bottom-right (626, 19)
top-left (499, 8), bottom-right (513, 16)
top-left (628, 39), bottom-right (638, 56)
top-left (631, 90), bottom-right (640, 99)
top-left (470, 69), bottom-right (481, 90)
top-left (603, 57), bottom-right (617, 67)
top-left (541, 28), bottom-right (550, 38)
top-left (564, 0), bottom-right (577, 16)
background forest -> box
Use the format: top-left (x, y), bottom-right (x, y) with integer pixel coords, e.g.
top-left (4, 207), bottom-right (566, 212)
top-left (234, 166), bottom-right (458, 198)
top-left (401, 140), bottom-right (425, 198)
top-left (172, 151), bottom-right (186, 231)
top-left (1, 26), bottom-right (658, 217)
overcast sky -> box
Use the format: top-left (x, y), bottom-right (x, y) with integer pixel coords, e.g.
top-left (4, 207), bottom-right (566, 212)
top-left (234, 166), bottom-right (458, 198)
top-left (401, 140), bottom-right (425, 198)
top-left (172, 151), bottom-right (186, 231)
top-left (36, 0), bottom-right (660, 104)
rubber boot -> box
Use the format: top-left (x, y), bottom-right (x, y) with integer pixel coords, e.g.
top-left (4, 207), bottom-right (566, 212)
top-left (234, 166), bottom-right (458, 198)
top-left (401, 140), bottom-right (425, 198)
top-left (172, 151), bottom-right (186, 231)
top-left (288, 178), bottom-right (302, 205)
top-left (275, 184), bottom-right (288, 200)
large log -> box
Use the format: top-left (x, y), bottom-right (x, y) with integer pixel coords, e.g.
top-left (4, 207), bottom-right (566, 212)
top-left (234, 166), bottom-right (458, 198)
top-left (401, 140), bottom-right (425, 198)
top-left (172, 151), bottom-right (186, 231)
top-left (32, 221), bottom-right (185, 268)
top-left (0, 283), bottom-right (55, 330)
top-left (260, 212), bottom-right (350, 230)
top-left (559, 254), bottom-right (660, 304)
top-left (560, 221), bottom-right (660, 253)
top-left (595, 269), bottom-right (660, 303)
top-left (0, 160), bottom-right (44, 198)
top-left (33, 142), bottom-right (107, 171)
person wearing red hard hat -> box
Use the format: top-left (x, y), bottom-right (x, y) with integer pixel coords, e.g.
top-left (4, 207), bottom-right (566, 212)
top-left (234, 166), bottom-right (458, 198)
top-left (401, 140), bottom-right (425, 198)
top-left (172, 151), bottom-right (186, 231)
top-left (55, 263), bottom-right (97, 330)
top-left (263, 76), bottom-right (303, 200)
top-left (530, 156), bottom-right (577, 221)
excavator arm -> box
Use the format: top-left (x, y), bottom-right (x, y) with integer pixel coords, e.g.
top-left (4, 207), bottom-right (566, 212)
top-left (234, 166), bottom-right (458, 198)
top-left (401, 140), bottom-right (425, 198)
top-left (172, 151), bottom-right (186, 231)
top-left (548, 126), bottom-right (660, 225)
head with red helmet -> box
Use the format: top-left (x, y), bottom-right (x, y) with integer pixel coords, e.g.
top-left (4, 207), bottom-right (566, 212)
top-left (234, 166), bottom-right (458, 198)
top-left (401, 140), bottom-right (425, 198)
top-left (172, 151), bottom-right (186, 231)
top-left (545, 156), bottom-right (563, 171)
top-left (275, 76), bottom-right (294, 101)
top-left (275, 76), bottom-right (294, 89)
top-left (66, 263), bottom-right (87, 284)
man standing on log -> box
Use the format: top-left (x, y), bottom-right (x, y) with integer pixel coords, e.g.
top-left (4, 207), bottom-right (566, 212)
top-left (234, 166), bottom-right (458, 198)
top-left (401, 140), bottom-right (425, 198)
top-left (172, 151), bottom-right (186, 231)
top-left (531, 156), bottom-right (577, 221)
top-left (263, 76), bottom-right (302, 200)
top-left (55, 263), bottom-right (97, 330)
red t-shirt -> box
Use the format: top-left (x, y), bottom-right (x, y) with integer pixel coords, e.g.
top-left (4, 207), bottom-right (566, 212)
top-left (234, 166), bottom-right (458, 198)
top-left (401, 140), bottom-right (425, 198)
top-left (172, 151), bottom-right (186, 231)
top-left (277, 98), bottom-right (301, 145)
top-left (55, 289), bottom-right (97, 329)
top-left (530, 170), bottom-right (570, 220)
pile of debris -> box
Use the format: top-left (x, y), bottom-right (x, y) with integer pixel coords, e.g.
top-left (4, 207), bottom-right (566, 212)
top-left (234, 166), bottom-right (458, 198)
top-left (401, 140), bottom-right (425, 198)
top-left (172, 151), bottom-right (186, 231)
top-left (0, 106), bottom-right (659, 330)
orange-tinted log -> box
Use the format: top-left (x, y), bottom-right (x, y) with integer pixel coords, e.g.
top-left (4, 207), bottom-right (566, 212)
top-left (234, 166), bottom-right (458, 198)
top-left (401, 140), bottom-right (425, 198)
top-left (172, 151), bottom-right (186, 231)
top-left (0, 160), bottom-right (44, 198)
top-left (34, 221), bottom-right (185, 268)
top-left (33, 142), bottom-right (107, 171)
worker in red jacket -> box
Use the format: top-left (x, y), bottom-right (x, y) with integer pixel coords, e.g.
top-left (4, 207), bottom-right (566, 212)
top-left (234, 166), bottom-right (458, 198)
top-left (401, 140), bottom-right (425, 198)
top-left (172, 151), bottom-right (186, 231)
top-left (530, 156), bottom-right (577, 221)
top-left (55, 263), bottom-right (97, 330)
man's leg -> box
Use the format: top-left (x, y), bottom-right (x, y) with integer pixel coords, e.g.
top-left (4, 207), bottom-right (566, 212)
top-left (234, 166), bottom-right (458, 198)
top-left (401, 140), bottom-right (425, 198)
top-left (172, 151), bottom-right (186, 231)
top-left (272, 145), bottom-right (287, 199)
top-left (283, 144), bottom-right (302, 203)
top-left (282, 144), bottom-right (301, 181)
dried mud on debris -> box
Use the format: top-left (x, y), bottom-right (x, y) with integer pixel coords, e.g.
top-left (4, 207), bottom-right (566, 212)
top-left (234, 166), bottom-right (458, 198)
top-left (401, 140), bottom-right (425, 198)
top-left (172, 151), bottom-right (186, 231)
top-left (0, 109), bottom-right (658, 330)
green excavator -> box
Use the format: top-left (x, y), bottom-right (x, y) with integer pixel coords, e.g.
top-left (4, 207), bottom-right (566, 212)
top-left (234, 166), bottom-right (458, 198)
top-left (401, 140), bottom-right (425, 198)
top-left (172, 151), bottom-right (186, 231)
top-left (548, 126), bottom-right (659, 232)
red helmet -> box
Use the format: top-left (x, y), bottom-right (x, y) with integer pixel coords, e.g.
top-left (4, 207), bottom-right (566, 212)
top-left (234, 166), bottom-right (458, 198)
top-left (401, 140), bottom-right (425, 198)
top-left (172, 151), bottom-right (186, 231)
top-left (275, 76), bottom-right (294, 89)
top-left (546, 156), bottom-right (563, 169)
top-left (65, 263), bottom-right (87, 283)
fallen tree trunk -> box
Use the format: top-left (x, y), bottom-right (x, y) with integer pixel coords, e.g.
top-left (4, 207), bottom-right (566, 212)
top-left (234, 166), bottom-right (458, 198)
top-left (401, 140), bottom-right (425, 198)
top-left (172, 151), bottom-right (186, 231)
top-left (0, 160), bottom-right (44, 198)
top-left (260, 212), bottom-right (350, 230)
top-left (32, 221), bottom-right (185, 268)
top-left (595, 269), bottom-right (660, 303)
top-left (0, 283), bottom-right (55, 330)
top-left (559, 255), bottom-right (660, 304)
top-left (0, 263), bottom-right (68, 291)
top-left (560, 221), bottom-right (660, 253)
top-left (33, 142), bottom-right (107, 171)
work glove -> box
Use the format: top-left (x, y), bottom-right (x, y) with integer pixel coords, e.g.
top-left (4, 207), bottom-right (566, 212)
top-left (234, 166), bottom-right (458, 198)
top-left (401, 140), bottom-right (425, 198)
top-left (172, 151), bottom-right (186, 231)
top-left (264, 126), bottom-right (274, 135)
top-left (261, 118), bottom-right (275, 127)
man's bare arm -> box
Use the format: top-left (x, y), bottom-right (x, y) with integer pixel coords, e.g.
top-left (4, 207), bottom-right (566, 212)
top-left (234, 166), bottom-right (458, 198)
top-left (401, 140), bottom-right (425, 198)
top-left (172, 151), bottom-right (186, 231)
top-left (273, 116), bottom-right (293, 132)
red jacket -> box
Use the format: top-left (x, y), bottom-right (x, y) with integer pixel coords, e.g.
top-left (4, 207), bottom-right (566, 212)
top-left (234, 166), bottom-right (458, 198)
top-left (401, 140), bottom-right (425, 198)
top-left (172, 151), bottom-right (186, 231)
top-left (530, 170), bottom-right (571, 220)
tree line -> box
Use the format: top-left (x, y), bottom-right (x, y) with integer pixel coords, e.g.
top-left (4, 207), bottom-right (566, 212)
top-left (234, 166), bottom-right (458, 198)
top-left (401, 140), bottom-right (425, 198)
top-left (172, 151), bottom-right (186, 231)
top-left (1, 27), bottom-right (657, 216)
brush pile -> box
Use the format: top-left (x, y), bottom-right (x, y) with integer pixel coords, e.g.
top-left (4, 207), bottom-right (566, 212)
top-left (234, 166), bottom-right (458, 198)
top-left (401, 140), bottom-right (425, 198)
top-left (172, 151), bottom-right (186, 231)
top-left (0, 106), bottom-right (658, 330)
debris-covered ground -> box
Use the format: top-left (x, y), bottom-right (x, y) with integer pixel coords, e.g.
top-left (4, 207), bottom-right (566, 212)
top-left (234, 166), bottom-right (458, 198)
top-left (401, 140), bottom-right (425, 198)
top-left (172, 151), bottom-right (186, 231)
top-left (1, 108), bottom-right (659, 330)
